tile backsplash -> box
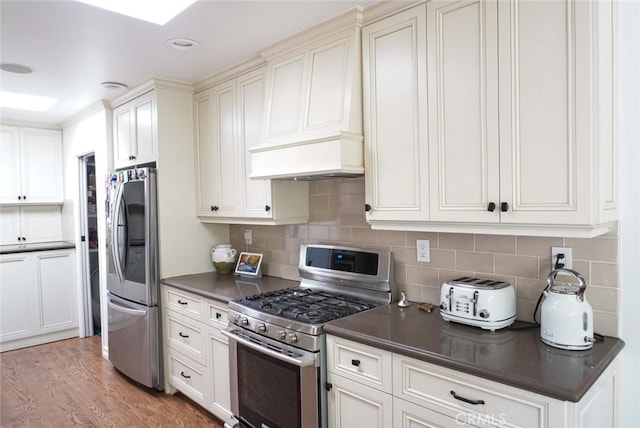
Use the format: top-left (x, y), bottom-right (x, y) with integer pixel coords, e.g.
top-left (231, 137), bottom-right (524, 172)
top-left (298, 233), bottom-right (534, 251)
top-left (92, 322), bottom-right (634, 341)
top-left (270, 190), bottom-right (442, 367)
top-left (230, 177), bottom-right (620, 337)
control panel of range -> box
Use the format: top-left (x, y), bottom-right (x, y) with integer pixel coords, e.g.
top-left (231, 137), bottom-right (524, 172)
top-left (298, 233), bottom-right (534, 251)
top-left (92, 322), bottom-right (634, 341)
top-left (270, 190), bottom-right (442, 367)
top-left (227, 309), bottom-right (322, 352)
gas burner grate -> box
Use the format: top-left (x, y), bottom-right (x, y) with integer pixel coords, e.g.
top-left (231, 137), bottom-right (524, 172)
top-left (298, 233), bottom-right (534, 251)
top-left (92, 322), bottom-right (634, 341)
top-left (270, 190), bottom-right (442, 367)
top-left (236, 287), bottom-right (376, 324)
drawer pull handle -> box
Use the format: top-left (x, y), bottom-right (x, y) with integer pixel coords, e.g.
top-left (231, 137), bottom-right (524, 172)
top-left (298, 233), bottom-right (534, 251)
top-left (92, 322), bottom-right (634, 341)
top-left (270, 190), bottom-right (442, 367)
top-left (177, 300), bottom-right (188, 305)
top-left (180, 371), bottom-right (191, 379)
top-left (450, 390), bottom-right (485, 405)
top-left (351, 359), bottom-right (361, 367)
top-left (178, 332), bottom-right (189, 338)
top-left (216, 312), bottom-right (222, 320)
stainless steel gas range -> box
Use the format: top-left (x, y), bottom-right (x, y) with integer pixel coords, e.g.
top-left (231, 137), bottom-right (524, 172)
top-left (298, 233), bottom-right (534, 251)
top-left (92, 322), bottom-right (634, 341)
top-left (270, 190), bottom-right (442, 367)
top-left (222, 244), bottom-right (395, 428)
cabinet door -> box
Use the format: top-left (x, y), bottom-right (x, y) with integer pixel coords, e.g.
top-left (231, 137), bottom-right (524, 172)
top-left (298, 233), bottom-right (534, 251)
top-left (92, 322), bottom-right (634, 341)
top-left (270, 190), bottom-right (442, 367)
top-left (427, 0), bottom-right (500, 223)
top-left (497, 0), bottom-right (587, 224)
top-left (210, 80), bottom-right (238, 216)
top-left (21, 206), bottom-right (62, 244)
top-left (237, 67), bottom-right (272, 218)
top-left (327, 374), bottom-right (393, 428)
top-left (0, 254), bottom-right (34, 342)
top-left (19, 128), bottom-right (63, 204)
top-left (194, 89), bottom-right (217, 217)
top-left (393, 397), bottom-right (479, 428)
top-left (208, 327), bottom-right (232, 420)
top-left (35, 250), bottom-right (77, 332)
top-left (363, 4), bottom-right (430, 222)
top-left (0, 206), bottom-right (22, 245)
top-left (132, 92), bottom-right (156, 165)
top-left (0, 126), bottom-right (22, 204)
top-left (113, 104), bottom-right (134, 169)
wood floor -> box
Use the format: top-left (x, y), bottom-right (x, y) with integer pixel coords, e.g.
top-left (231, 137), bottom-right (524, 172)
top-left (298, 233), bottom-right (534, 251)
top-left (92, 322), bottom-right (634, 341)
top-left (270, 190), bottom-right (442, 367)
top-left (1, 336), bottom-right (223, 427)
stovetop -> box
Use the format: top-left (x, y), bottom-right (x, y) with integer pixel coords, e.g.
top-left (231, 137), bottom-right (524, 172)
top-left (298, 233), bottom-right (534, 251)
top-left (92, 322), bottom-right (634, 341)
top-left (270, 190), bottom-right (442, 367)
top-left (235, 287), bottom-right (377, 324)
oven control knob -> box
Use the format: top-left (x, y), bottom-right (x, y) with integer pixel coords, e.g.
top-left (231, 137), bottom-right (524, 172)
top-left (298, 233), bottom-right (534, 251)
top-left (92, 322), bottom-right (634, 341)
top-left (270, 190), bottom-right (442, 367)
top-left (256, 323), bottom-right (267, 333)
top-left (240, 317), bottom-right (249, 326)
top-left (287, 333), bottom-right (298, 344)
top-left (479, 310), bottom-right (490, 319)
top-left (233, 315), bottom-right (241, 324)
top-left (278, 330), bottom-right (287, 340)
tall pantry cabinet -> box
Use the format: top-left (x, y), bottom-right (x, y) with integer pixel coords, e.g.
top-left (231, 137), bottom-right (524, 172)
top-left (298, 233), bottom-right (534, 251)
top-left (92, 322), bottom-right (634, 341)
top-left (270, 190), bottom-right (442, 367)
top-left (363, 0), bottom-right (616, 237)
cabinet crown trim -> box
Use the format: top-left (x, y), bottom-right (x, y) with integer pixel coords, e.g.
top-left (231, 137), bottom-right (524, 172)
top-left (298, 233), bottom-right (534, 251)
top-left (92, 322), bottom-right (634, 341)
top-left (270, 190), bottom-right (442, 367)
top-left (110, 78), bottom-right (193, 108)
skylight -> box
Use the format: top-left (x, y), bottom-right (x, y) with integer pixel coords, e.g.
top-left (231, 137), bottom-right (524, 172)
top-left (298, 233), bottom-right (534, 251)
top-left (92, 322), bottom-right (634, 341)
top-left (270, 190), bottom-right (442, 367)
top-left (0, 91), bottom-right (57, 112)
top-left (77, 0), bottom-right (197, 25)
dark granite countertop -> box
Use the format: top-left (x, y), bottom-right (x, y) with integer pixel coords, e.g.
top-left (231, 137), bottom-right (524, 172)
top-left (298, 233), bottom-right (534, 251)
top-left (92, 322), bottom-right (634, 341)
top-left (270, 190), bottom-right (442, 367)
top-left (161, 271), bottom-right (299, 304)
top-left (0, 241), bottom-right (75, 254)
top-left (324, 304), bottom-right (624, 403)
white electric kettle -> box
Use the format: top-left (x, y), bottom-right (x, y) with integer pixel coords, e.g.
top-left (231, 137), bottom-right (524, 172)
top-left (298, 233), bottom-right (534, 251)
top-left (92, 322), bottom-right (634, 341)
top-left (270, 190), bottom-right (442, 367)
top-left (540, 268), bottom-right (595, 350)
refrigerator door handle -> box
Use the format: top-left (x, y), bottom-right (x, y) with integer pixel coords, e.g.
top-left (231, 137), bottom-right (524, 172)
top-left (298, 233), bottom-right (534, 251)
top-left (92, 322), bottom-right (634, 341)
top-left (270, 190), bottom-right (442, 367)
top-left (111, 184), bottom-right (126, 283)
top-left (107, 299), bottom-right (147, 317)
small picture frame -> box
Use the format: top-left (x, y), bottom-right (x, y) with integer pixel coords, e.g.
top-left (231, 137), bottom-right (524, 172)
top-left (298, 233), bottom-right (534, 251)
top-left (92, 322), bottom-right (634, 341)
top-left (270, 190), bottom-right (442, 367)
top-left (235, 252), bottom-right (263, 278)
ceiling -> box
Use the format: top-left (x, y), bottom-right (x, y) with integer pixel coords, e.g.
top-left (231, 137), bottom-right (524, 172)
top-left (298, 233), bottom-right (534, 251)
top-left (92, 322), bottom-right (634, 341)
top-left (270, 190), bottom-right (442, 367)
top-left (0, 0), bottom-right (374, 126)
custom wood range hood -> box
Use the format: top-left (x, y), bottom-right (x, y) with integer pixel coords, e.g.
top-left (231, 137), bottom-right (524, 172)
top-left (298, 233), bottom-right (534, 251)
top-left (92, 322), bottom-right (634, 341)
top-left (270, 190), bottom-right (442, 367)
top-left (249, 8), bottom-right (365, 181)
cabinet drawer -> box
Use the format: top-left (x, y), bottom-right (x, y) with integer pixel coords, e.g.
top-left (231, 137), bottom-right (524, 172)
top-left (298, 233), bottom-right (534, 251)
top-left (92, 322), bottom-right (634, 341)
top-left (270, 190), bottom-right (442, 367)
top-left (327, 335), bottom-right (392, 393)
top-left (166, 310), bottom-right (206, 364)
top-left (163, 286), bottom-right (203, 321)
top-left (206, 301), bottom-right (228, 328)
top-left (393, 396), bottom-right (479, 428)
top-left (167, 350), bottom-right (207, 406)
top-left (393, 354), bottom-right (546, 428)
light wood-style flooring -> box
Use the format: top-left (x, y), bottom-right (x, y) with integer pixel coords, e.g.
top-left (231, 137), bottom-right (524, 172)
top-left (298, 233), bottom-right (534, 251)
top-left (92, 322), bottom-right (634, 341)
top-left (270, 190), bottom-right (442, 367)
top-left (1, 336), bottom-right (223, 427)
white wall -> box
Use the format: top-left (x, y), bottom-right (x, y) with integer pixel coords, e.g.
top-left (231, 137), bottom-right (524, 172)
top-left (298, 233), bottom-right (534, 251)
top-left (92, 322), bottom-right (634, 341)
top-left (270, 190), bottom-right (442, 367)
top-left (617, 0), bottom-right (640, 426)
top-left (61, 101), bottom-right (112, 356)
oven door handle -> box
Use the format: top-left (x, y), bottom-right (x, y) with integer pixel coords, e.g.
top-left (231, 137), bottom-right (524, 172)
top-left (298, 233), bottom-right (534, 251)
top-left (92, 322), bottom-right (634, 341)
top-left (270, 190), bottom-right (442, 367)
top-left (222, 329), bottom-right (316, 368)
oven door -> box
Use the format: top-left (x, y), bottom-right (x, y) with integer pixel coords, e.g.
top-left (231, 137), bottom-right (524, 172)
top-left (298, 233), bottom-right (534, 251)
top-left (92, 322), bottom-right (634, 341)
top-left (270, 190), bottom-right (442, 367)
top-left (222, 327), bottom-right (320, 428)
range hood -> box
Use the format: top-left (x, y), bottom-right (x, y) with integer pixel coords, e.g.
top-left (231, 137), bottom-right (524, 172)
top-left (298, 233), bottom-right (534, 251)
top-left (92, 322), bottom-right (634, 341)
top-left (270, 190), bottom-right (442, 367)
top-left (249, 132), bottom-right (364, 180)
top-left (249, 7), bottom-right (364, 181)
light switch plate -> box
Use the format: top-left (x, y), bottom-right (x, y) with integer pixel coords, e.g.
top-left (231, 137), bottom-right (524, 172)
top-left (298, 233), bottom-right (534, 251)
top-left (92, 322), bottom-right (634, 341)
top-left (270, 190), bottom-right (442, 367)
top-left (417, 240), bottom-right (430, 262)
top-left (243, 229), bottom-right (252, 245)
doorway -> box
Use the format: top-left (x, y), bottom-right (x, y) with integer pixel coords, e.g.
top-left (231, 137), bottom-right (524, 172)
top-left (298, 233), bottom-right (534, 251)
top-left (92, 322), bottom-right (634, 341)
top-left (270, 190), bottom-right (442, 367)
top-left (80, 154), bottom-right (101, 336)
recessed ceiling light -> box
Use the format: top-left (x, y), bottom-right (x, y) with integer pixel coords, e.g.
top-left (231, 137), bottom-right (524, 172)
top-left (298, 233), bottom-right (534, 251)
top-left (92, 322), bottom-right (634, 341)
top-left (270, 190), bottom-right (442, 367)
top-left (0, 63), bottom-right (33, 74)
top-left (101, 81), bottom-right (128, 90)
top-left (0, 91), bottom-right (56, 111)
top-left (165, 38), bottom-right (200, 51)
top-left (77, 0), bottom-right (197, 25)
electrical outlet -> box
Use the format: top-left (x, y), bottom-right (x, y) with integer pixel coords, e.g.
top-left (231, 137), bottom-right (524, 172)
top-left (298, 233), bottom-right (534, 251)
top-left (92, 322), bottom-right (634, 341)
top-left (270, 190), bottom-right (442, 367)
top-left (243, 229), bottom-right (252, 245)
top-left (417, 240), bottom-right (430, 262)
top-left (551, 246), bottom-right (572, 270)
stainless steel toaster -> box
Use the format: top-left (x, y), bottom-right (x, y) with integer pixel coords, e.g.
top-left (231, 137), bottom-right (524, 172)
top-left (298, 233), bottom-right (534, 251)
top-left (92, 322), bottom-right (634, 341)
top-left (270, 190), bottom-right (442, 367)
top-left (439, 277), bottom-right (516, 331)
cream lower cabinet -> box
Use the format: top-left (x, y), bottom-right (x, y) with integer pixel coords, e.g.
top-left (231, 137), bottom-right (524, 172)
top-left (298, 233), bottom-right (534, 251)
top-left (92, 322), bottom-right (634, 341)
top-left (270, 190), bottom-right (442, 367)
top-left (363, 0), bottom-right (617, 237)
top-left (194, 64), bottom-right (308, 225)
top-left (162, 285), bottom-right (231, 421)
top-left (327, 335), bottom-right (619, 428)
top-left (0, 249), bottom-right (78, 352)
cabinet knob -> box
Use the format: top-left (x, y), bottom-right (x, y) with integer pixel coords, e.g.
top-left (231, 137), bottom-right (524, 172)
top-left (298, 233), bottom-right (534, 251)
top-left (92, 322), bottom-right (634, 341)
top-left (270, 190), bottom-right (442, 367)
top-left (501, 202), bottom-right (509, 212)
top-left (18, 195), bottom-right (21, 200)
top-left (21, 237), bottom-right (26, 241)
top-left (265, 205), bottom-right (271, 212)
top-left (487, 202), bottom-right (496, 212)
top-left (215, 312), bottom-right (222, 320)
top-left (364, 204), bottom-right (372, 212)
top-left (211, 205), bottom-right (219, 212)
top-left (23, 195), bottom-right (26, 200)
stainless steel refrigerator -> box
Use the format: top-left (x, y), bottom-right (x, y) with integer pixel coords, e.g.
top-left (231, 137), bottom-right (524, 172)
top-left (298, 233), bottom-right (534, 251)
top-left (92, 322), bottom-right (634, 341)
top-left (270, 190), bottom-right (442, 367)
top-left (106, 166), bottom-right (162, 390)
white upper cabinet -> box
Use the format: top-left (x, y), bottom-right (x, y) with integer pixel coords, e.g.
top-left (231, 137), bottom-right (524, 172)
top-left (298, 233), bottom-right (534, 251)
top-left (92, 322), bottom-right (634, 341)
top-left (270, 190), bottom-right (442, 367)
top-left (249, 9), bottom-right (365, 180)
top-left (194, 64), bottom-right (309, 225)
top-left (363, 0), bottom-right (616, 237)
top-left (0, 126), bottom-right (63, 205)
top-left (113, 91), bottom-right (156, 169)
top-left (363, 4), bottom-right (429, 223)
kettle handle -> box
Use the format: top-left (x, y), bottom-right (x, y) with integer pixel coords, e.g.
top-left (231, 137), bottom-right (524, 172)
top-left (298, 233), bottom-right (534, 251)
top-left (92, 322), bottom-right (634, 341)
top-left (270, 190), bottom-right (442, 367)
top-left (547, 268), bottom-right (587, 300)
